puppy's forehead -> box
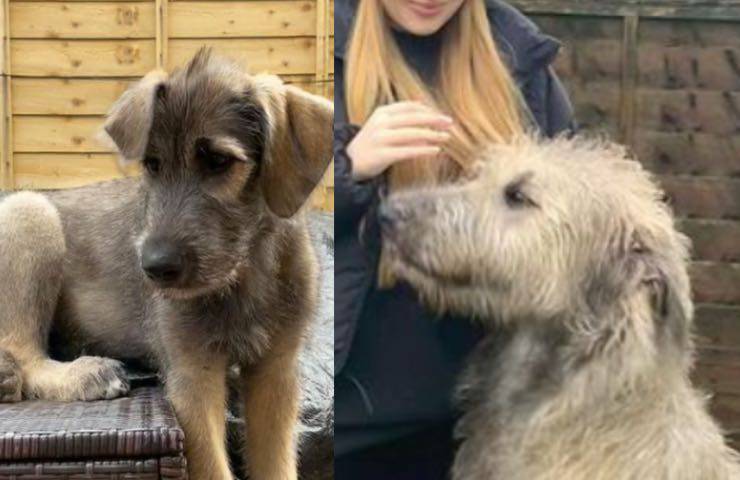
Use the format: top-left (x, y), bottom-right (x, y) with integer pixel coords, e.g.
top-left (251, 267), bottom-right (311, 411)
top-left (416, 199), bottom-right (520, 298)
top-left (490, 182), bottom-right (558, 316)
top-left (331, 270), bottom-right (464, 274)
top-left (150, 69), bottom-right (266, 147)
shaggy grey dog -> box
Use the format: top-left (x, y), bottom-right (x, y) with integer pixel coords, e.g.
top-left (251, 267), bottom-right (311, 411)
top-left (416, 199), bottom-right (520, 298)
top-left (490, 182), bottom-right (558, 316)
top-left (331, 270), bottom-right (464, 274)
top-left (0, 49), bottom-right (332, 480)
top-left (380, 137), bottom-right (740, 480)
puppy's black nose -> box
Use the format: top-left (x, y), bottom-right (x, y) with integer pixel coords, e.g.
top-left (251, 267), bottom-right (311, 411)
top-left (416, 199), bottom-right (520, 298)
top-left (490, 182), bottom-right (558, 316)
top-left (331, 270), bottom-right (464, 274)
top-left (141, 239), bottom-right (184, 284)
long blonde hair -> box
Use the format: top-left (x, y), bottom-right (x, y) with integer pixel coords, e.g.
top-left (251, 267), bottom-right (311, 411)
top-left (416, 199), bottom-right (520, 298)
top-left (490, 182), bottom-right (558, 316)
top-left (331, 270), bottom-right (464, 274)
top-left (346, 0), bottom-right (526, 190)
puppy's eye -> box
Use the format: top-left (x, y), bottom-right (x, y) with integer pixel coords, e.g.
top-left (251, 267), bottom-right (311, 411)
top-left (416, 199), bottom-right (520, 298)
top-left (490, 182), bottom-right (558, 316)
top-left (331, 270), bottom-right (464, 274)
top-left (143, 156), bottom-right (161, 176)
top-left (205, 153), bottom-right (235, 174)
top-left (504, 184), bottom-right (534, 208)
top-left (196, 141), bottom-right (235, 174)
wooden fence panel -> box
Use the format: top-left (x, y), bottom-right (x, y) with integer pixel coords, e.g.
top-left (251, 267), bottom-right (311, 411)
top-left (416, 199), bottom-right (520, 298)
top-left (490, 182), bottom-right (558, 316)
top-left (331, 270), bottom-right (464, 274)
top-left (0, 0), bottom-right (333, 211)
top-left (512, 0), bottom-right (740, 449)
top-left (9, 3), bottom-right (156, 39)
top-left (168, 1), bottom-right (316, 38)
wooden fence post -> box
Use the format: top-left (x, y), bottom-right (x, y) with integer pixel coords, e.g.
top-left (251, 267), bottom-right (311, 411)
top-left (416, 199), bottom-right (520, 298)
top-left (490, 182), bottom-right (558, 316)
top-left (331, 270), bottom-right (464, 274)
top-left (618, 13), bottom-right (639, 150)
top-left (315, 0), bottom-right (330, 98)
top-left (156, 0), bottom-right (168, 69)
top-left (0, 0), bottom-right (12, 190)
top-left (311, 0), bottom-right (332, 210)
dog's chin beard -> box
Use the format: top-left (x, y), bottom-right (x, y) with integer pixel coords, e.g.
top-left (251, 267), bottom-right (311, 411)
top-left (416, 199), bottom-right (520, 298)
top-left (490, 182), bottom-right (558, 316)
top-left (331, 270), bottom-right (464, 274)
top-left (154, 262), bottom-right (243, 301)
top-left (386, 240), bottom-right (509, 320)
top-left (386, 240), bottom-right (475, 290)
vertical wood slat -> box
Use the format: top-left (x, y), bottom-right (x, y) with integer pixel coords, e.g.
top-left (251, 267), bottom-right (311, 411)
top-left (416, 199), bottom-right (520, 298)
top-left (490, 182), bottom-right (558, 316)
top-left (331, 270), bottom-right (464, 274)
top-left (156, 0), bottom-right (168, 69)
top-left (0, 0), bottom-right (4, 190)
top-left (312, 0), bottom-right (332, 210)
top-left (315, 0), bottom-right (330, 98)
top-left (1, 0), bottom-right (11, 190)
top-left (618, 14), bottom-right (639, 149)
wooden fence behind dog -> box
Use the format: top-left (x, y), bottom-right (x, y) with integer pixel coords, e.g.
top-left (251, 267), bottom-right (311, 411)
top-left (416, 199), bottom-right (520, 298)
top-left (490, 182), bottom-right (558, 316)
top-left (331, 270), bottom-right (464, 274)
top-left (0, 0), bottom-right (334, 211)
top-left (509, 0), bottom-right (740, 449)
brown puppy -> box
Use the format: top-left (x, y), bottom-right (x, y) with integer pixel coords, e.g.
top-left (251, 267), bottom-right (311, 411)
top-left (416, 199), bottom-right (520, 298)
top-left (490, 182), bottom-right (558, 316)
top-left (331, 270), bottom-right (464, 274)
top-left (0, 49), bottom-right (333, 480)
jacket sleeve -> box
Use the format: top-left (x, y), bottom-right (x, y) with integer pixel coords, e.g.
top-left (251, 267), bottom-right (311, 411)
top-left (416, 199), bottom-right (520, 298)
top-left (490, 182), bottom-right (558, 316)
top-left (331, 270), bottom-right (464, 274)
top-left (334, 123), bottom-right (379, 238)
top-left (543, 66), bottom-right (577, 137)
top-left (333, 123), bottom-right (384, 376)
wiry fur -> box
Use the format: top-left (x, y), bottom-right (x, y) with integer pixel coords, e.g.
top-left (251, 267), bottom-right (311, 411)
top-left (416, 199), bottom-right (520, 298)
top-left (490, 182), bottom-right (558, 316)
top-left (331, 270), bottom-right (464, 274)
top-left (381, 136), bottom-right (740, 480)
top-left (0, 49), bottom-right (333, 480)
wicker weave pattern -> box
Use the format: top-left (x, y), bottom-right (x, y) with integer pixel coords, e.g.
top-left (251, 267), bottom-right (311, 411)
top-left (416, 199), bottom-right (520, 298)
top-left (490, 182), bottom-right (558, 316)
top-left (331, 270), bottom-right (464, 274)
top-left (159, 456), bottom-right (187, 479)
top-left (0, 458), bottom-right (159, 479)
top-left (0, 388), bottom-right (183, 462)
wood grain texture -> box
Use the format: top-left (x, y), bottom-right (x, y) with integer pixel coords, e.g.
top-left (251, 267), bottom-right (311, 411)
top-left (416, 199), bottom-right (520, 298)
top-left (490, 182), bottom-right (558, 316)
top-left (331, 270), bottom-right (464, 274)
top-left (551, 40), bottom-right (623, 83)
top-left (168, 1), bottom-right (315, 38)
top-left (168, 37), bottom-right (315, 74)
top-left (691, 262), bottom-right (740, 305)
top-left (640, 17), bottom-right (740, 46)
top-left (638, 45), bottom-right (740, 90)
top-left (9, 2), bottom-right (155, 39)
top-left (155, 0), bottom-right (166, 67)
top-left (696, 347), bottom-right (740, 397)
top-left (635, 89), bottom-right (740, 136)
top-left (510, 0), bottom-right (740, 20)
top-left (13, 115), bottom-right (107, 152)
top-left (13, 152), bottom-right (137, 189)
top-left (11, 39), bottom-right (156, 76)
top-left (619, 14), bottom-right (639, 146)
top-left (659, 175), bottom-right (740, 220)
top-left (314, 0), bottom-right (329, 96)
top-left (680, 219), bottom-right (740, 263)
top-left (695, 304), bottom-right (740, 351)
top-left (12, 77), bottom-right (327, 115)
top-left (12, 78), bottom-right (131, 114)
top-left (0, 0), bottom-right (7, 189)
top-left (634, 132), bottom-right (740, 177)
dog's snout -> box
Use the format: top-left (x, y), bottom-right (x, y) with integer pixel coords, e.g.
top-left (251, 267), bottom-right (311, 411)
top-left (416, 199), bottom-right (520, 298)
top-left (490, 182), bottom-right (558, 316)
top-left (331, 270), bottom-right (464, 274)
top-left (379, 199), bottom-right (432, 233)
top-left (379, 202), bottom-right (413, 235)
top-left (141, 239), bottom-right (185, 284)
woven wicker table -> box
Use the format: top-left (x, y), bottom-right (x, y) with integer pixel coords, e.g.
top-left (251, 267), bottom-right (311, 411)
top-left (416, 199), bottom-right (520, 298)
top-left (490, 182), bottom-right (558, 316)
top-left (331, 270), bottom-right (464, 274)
top-left (0, 387), bottom-right (186, 480)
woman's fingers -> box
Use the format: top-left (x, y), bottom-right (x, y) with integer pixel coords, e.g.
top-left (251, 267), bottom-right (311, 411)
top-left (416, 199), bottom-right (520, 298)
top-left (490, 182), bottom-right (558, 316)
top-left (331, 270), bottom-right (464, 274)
top-left (347, 102), bottom-right (454, 181)
top-left (384, 112), bottom-right (454, 130)
top-left (380, 127), bottom-right (450, 146)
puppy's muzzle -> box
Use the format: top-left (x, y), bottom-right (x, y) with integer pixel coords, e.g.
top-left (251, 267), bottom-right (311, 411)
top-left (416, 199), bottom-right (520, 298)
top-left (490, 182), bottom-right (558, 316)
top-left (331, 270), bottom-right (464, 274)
top-left (141, 237), bottom-right (187, 285)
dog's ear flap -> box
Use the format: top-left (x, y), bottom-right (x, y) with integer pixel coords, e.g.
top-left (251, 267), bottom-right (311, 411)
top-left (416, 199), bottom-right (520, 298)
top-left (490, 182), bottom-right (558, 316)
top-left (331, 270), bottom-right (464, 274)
top-left (100, 70), bottom-right (168, 164)
top-left (261, 86), bottom-right (333, 218)
top-left (594, 227), bottom-right (692, 347)
top-left (634, 235), bottom-right (692, 347)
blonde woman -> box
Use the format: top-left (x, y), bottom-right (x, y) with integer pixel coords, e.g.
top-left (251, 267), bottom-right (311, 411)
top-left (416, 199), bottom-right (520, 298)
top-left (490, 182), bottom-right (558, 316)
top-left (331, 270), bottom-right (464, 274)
top-left (334, 0), bottom-right (575, 476)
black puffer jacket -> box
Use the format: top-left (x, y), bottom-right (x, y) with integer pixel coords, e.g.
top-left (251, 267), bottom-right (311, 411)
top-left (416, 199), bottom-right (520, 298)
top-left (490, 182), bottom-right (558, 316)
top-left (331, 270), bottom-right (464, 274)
top-left (334, 0), bottom-right (576, 454)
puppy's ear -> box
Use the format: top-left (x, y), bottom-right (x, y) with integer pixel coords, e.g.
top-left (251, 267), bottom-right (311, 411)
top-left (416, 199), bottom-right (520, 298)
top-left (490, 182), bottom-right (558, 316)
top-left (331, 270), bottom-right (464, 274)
top-left (261, 85), bottom-right (333, 218)
top-left (100, 70), bottom-right (168, 164)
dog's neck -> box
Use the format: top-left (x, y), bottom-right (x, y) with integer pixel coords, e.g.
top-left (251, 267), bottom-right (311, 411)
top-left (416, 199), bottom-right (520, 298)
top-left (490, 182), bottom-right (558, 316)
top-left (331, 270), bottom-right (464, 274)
top-left (461, 307), bottom-right (692, 422)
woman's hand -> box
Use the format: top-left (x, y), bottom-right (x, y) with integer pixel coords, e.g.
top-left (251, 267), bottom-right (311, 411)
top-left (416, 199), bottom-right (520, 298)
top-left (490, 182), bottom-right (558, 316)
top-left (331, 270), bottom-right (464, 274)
top-left (347, 102), bottom-right (453, 181)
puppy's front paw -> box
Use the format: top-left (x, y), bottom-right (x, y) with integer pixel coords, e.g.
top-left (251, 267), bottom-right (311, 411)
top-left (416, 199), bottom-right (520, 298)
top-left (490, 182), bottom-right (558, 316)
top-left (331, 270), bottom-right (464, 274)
top-left (68, 356), bottom-right (130, 401)
top-left (0, 351), bottom-right (22, 403)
